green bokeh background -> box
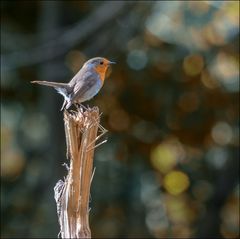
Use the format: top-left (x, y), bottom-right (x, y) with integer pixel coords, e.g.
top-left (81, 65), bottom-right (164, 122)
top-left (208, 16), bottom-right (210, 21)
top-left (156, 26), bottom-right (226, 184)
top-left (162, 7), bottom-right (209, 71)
top-left (1, 1), bottom-right (239, 238)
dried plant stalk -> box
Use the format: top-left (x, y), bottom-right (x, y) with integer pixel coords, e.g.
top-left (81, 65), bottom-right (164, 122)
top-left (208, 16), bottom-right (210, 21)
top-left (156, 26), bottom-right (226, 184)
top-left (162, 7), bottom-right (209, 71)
top-left (54, 106), bottom-right (107, 239)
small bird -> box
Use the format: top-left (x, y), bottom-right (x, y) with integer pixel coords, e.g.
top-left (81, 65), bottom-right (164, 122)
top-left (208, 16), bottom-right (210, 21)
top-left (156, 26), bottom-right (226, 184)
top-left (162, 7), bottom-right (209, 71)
top-left (31, 57), bottom-right (115, 110)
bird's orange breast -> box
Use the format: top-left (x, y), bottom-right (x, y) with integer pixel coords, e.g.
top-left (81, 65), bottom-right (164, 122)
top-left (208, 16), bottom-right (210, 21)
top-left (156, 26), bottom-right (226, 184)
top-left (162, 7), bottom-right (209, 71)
top-left (94, 65), bottom-right (108, 83)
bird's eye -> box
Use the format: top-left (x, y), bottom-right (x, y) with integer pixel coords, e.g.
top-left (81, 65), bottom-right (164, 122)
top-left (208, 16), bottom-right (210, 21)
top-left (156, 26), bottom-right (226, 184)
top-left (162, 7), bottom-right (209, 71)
top-left (100, 61), bottom-right (104, 65)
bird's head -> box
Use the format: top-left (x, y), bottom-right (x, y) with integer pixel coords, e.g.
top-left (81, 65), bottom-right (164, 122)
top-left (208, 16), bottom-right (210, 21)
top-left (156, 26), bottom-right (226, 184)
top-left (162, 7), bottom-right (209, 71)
top-left (83, 57), bottom-right (115, 82)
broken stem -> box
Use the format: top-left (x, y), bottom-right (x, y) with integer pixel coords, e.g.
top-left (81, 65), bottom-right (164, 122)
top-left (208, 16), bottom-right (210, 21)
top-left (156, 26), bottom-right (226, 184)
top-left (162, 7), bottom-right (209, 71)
top-left (54, 106), bottom-right (107, 238)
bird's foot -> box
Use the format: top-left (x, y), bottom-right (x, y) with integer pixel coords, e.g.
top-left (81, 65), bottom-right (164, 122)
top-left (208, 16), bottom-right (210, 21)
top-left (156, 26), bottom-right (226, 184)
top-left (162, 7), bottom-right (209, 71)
top-left (74, 103), bottom-right (88, 112)
top-left (80, 104), bottom-right (88, 111)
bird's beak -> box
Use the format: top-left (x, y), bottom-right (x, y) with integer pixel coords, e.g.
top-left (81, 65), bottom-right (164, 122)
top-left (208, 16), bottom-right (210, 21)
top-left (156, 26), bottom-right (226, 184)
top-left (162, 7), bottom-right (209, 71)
top-left (108, 61), bottom-right (116, 65)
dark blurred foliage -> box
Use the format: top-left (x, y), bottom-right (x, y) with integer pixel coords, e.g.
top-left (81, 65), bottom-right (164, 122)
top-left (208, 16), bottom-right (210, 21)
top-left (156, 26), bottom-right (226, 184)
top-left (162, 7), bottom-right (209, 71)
top-left (1, 1), bottom-right (239, 238)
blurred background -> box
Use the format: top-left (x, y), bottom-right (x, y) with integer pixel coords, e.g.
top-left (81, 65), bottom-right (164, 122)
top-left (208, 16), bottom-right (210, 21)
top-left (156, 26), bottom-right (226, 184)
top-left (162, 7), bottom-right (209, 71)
top-left (1, 1), bottom-right (239, 238)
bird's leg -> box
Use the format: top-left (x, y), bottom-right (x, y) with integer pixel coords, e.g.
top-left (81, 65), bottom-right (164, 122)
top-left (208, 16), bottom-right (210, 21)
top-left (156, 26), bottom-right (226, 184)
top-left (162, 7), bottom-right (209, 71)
top-left (79, 103), bottom-right (88, 111)
top-left (73, 102), bottom-right (87, 113)
top-left (60, 100), bottom-right (67, 111)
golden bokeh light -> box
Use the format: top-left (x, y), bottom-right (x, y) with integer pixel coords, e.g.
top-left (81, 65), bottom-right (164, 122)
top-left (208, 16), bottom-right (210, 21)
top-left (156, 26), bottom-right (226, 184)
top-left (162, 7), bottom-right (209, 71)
top-left (164, 171), bottom-right (190, 195)
top-left (150, 139), bottom-right (186, 174)
top-left (151, 144), bottom-right (177, 174)
top-left (1, 124), bottom-right (26, 180)
top-left (1, 149), bottom-right (26, 180)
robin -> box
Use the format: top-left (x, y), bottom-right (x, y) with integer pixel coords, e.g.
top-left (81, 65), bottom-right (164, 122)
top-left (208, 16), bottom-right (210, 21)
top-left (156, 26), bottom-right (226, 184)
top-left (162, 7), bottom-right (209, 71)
top-left (31, 57), bottom-right (115, 110)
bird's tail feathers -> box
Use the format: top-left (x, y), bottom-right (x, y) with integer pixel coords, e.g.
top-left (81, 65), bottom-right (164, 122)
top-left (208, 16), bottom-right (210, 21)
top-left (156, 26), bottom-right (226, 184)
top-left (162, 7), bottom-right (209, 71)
top-left (31, 81), bottom-right (69, 89)
top-left (31, 80), bottom-right (72, 111)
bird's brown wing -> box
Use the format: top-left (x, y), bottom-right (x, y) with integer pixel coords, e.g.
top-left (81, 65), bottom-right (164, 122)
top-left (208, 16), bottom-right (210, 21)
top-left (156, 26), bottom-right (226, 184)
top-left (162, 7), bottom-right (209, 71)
top-left (68, 66), bottom-right (88, 87)
top-left (69, 71), bottom-right (100, 104)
